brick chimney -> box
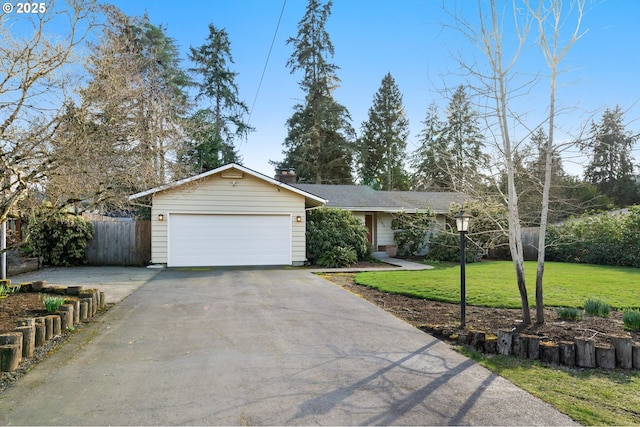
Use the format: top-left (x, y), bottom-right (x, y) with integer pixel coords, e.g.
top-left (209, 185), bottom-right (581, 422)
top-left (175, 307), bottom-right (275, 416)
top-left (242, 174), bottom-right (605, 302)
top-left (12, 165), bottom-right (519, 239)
top-left (275, 168), bottom-right (297, 184)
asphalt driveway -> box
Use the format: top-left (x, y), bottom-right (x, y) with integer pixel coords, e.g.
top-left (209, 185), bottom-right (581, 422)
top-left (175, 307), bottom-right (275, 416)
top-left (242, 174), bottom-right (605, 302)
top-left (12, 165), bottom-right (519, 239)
top-left (0, 268), bottom-right (576, 425)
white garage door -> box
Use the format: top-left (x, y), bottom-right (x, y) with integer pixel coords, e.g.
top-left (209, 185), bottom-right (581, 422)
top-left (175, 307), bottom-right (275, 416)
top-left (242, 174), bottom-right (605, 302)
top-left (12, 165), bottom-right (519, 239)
top-left (168, 214), bottom-right (291, 267)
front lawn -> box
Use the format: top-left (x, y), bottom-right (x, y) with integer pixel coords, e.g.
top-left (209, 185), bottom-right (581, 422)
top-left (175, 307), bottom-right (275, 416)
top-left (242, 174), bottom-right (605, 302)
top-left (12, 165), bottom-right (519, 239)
top-left (355, 261), bottom-right (640, 309)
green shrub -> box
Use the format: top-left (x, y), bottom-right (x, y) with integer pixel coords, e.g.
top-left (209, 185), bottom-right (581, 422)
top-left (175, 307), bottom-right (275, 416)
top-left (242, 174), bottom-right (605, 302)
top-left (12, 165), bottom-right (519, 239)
top-left (622, 309), bottom-right (640, 331)
top-left (316, 246), bottom-right (358, 268)
top-left (556, 307), bottom-right (582, 321)
top-left (426, 231), bottom-right (482, 263)
top-left (546, 206), bottom-right (640, 267)
top-left (391, 211), bottom-right (434, 257)
top-left (584, 298), bottom-right (610, 317)
top-left (27, 210), bottom-right (94, 266)
top-left (306, 208), bottom-right (368, 265)
top-left (43, 296), bottom-right (66, 313)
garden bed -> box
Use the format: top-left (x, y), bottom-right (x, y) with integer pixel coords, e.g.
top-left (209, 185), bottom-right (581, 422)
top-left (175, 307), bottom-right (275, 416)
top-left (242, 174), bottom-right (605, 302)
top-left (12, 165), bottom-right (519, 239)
top-left (325, 273), bottom-right (640, 368)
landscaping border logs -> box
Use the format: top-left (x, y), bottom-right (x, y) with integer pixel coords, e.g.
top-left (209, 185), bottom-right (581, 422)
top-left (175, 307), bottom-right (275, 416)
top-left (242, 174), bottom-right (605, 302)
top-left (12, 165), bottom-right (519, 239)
top-left (0, 332), bottom-right (23, 372)
top-left (611, 335), bottom-right (633, 369)
top-left (540, 342), bottom-right (560, 365)
top-left (479, 329), bottom-right (638, 370)
top-left (0, 283), bottom-right (108, 372)
top-left (13, 323), bottom-right (35, 359)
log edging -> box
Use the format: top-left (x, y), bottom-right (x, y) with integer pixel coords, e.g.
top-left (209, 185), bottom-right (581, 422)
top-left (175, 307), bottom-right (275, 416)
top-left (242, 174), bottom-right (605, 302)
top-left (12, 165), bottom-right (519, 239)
top-left (0, 282), bottom-right (107, 373)
top-left (420, 324), bottom-right (639, 371)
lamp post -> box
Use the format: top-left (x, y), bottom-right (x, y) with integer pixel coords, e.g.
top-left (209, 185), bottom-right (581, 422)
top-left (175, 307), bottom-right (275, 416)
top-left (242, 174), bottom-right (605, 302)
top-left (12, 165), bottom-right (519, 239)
top-left (454, 210), bottom-right (472, 328)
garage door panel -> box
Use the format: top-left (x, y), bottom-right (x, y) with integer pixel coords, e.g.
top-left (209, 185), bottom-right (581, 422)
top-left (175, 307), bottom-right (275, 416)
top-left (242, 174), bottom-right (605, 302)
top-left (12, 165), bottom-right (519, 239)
top-left (168, 214), bottom-right (291, 267)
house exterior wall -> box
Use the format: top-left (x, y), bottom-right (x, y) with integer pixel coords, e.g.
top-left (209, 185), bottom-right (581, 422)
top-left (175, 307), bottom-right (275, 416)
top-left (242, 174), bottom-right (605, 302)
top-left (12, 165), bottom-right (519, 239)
top-left (352, 211), bottom-right (451, 254)
top-left (376, 213), bottom-right (396, 248)
top-left (150, 172), bottom-right (307, 265)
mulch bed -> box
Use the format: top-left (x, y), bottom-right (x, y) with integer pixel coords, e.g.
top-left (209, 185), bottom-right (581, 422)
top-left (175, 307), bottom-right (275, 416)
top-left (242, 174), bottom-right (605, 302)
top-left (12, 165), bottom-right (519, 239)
top-left (323, 273), bottom-right (638, 347)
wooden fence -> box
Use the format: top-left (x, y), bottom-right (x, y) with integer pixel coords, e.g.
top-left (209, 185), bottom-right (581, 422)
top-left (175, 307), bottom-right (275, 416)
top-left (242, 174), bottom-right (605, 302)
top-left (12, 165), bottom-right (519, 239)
top-left (85, 219), bottom-right (151, 266)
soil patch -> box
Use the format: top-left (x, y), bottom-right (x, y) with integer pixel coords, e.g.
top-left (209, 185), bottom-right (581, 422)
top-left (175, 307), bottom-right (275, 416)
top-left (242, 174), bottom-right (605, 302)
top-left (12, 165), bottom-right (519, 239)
top-left (0, 293), bottom-right (49, 334)
top-left (324, 273), bottom-right (639, 346)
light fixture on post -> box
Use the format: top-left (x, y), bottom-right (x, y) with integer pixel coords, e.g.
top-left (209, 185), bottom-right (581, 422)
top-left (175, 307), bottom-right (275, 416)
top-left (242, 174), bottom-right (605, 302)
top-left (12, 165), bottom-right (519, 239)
top-left (158, 214), bottom-right (164, 222)
top-left (454, 210), bottom-right (472, 328)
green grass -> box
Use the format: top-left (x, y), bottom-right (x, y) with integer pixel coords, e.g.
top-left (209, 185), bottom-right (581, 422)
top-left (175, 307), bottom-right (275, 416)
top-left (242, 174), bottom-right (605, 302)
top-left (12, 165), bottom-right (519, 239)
top-left (459, 348), bottom-right (640, 426)
top-left (355, 261), bottom-right (640, 309)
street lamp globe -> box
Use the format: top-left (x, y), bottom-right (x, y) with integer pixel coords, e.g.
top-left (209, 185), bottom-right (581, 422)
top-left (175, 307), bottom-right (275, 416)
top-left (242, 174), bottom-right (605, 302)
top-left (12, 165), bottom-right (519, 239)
top-left (454, 210), bottom-right (472, 233)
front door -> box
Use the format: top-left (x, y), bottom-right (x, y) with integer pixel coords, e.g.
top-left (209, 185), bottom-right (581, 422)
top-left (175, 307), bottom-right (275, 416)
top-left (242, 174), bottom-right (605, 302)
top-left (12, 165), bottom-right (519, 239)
top-left (365, 214), bottom-right (373, 245)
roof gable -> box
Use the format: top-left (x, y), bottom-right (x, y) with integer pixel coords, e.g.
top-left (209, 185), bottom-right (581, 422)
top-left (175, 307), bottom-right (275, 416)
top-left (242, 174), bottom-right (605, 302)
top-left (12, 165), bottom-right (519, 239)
top-left (129, 163), bottom-right (326, 206)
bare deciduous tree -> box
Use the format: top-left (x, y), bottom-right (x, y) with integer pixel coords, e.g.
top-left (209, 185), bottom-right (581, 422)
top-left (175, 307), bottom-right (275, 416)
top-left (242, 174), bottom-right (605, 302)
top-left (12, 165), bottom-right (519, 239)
top-left (527, 0), bottom-right (586, 324)
top-left (447, 0), bottom-right (585, 325)
top-left (451, 0), bottom-right (534, 324)
top-left (0, 0), bottom-right (98, 221)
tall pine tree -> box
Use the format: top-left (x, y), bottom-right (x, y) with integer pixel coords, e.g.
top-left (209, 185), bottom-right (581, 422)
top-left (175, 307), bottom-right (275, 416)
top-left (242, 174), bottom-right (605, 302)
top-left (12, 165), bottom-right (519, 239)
top-left (442, 85), bottom-right (486, 192)
top-left (410, 104), bottom-right (448, 190)
top-left (357, 73), bottom-right (409, 190)
top-left (583, 106), bottom-right (640, 207)
top-left (276, 0), bottom-right (354, 184)
top-left (183, 23), bottom-right (251, 174)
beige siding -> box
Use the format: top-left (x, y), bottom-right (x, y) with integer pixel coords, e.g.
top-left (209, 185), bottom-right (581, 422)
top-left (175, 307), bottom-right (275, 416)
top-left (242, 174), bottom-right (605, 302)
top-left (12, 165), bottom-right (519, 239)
top-left (376, 213), bottom-right (396, 247)
top-left (151, 172), bottom-right (307, 265)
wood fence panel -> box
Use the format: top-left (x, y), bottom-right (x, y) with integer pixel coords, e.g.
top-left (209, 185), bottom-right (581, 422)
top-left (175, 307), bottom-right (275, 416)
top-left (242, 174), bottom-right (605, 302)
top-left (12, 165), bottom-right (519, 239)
top-left (521, 227), bottom-right (539, 261)
top-left (85, 220), bottom-right (151, 266)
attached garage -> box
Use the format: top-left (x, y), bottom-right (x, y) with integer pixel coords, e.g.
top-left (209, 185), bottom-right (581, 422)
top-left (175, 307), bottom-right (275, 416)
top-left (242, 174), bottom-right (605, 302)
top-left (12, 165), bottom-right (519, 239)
top-left (129, 163), bottom-right (326, 267)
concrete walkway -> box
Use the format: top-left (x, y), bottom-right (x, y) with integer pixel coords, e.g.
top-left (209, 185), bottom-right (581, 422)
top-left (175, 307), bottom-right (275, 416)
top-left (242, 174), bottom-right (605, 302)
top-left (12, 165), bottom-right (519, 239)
top-left (309, 252), bottom-right (433, 273)
top-left (0, 268), bottom-right (576, 425)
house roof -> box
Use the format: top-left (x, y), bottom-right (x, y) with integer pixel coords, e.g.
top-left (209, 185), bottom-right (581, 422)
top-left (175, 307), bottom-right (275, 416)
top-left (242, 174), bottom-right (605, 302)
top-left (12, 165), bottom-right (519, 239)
top-left (289, 184), bottom-right (468, 214)
top-left (128, 163), bottom-right (327, 207)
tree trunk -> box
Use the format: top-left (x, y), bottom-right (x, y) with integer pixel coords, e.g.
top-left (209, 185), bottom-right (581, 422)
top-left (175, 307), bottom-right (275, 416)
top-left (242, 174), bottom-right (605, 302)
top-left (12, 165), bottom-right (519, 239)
top-left (540, 342), bottom-right (560, 365)
top-left (632, 343), bottom-right (640, 369)
top-left (611, 335), bottom-right (633, 369)
top-left (559, 341), bottom-right (576, 367)
top-left (13, 325), bottom-right (35, 358)
top-left (596, 345), bottom-right (616, 369)
top-left (0, 332), bottom-right (23, 372)
top-left (497, 330), bottom-right (514, 355)
top-left (575, 338), bottom-right (596, 368)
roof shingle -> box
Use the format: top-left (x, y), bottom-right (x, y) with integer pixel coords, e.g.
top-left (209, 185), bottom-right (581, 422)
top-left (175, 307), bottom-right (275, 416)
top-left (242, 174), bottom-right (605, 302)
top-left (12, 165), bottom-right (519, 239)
top-left (289, 184), bottom-right (467, 214)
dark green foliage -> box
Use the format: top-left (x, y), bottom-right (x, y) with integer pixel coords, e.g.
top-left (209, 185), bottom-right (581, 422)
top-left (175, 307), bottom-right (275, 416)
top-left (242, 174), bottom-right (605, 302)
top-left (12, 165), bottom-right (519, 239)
top-left (277, 0), bottom-right (354, 184)
top-left (316, 246), bottom-right (357, 268)
top-left (622, 309), bottom-right (640, 331)
top-left (357, 73), bottom-right (409, 190)
top-left (182, 23), bottom-right (251, 174)
top-left (427, 231), bottom-right (482, 263)
top-left (391, 212), bottom-right (434, 256)
top-left (556, 307), bottom-right (582, 321)
top-left (410, 86), bottom-right (485, 192)
top-left (546, 206), bottom-right (640, 267)
top-left (306, 208), bottom-right (368, 265)
top-left (584, 298), bottom-right (610, 317)
top-left (410, 104), bottom-right (448, 190)
top-left (27, 211), bottom-right (94, 266)
top-left (583, 105), bottom-right (640, 207)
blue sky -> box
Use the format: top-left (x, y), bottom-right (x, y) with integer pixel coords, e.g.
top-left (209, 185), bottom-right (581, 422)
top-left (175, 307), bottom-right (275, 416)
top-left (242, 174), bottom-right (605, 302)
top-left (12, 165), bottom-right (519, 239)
top-left (20, 0), bottom-right (640, 177)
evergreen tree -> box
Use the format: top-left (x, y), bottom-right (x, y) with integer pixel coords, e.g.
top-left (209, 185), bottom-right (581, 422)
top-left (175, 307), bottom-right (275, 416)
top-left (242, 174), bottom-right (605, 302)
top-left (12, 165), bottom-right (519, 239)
top-left (442, 85), bottom-right (486, 192)
top-left (357, 73), bottom-right (409, 190)
top-left (184, 23), bottom-right (251, 173)
top-left (81, 6), bottom-right (190, 190)
top-left (583, 106), bottom-right (640, 206)
top-left (277, 0), bottom-right (354, 184)
top-left (409, 104), bottom-right (448, 190)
